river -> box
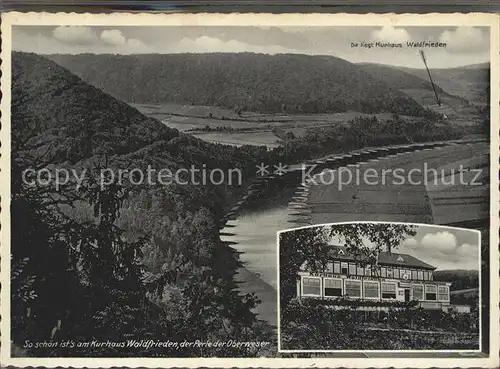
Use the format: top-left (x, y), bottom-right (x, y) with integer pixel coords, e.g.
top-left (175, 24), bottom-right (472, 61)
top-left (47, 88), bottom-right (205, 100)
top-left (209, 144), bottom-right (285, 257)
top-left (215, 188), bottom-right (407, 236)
top-left (221, 185), bottom-right (298, 289)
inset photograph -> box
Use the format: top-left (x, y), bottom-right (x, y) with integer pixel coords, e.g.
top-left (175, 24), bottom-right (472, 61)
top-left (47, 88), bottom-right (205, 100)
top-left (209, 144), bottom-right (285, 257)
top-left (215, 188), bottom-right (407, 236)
top-left (278, 222), bottom-right (481, 352)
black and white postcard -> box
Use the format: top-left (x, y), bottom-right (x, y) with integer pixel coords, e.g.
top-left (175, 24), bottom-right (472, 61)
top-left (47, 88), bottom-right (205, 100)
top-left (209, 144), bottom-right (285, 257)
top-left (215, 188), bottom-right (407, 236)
top-left (0, 12), bottom-right (498, 368)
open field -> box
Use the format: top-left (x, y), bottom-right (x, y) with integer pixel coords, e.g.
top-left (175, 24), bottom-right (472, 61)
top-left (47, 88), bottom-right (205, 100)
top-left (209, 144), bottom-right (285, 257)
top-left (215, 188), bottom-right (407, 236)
top-left (134, 103), bottom-right (422, 147)
top-left (134, 103), bottom-right (401, 124)
top-left (192, 131), bottom-right (282, 148)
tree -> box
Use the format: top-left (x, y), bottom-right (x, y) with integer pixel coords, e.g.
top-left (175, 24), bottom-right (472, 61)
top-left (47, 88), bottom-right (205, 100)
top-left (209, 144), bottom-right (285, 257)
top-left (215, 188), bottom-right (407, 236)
top-left (10, 146), bottom-right (176, 356)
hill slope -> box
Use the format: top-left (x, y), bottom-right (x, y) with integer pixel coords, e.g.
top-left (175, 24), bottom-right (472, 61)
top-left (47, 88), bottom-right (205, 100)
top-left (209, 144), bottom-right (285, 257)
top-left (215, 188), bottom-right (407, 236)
top-left (13, 52), bottom-right (265, 170)
top-left (47, 53), bottom-right (433, 117)
top-left (13, 52), bottom-right (181, 164)
top-left (396, 64), bottom-right (489, 106)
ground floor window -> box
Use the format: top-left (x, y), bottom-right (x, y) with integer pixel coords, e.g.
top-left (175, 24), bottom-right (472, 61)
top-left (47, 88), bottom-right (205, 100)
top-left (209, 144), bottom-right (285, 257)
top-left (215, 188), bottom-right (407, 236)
top-left (324, 278), bottom-right (342, 297)
top-left (345, 280), bottom-right (361, 298)
top-left (381, 282), bottom-right (397, 299)
top-left (363, 281), bottom-right (379, 299)
top-left (412, 284), bottom-right (424, 300)
top-left (438, 286), bottom-right (449, 301)
top-left (425, 285), bottom-right (437, 301)
top-left (302, 276), bottom-right (321, 296)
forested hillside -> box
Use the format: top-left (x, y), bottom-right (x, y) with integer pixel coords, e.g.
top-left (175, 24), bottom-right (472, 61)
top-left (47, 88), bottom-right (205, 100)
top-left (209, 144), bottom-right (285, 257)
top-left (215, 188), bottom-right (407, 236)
top-left (48, 53), bottom-right (435, 117)
top-left (11, 52), bottom-right (273, 357)
top-left (433, 269), bottom-right (479, 291)
top-left (359, 63), bottom-right (479, 119)
top-left (359, 62), bottom-right (447, 92)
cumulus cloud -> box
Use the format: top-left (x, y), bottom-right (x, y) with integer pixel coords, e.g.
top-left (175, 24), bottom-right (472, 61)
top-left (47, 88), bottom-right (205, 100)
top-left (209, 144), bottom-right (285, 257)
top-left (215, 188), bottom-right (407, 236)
top-left (177, 36), bottom-right (294, 54)
top-left (13, 25), bottom-right (490, 68)
top-left (439, 27), bottom-right (487, 52)
top-left (371, 26), bottom-right (410, 43)
top-left (100, 29), bottom-right (126, 45)
top-left (402, 238), bottom-right (418, 247)
top-left (421, 231), bottom-right (457, 254)
top-left (127, 38), bottom-right (147, 48)
top-left (457, 243), bottom-right (479, 259)
top-left (52, 26), bottom-right (98, 45)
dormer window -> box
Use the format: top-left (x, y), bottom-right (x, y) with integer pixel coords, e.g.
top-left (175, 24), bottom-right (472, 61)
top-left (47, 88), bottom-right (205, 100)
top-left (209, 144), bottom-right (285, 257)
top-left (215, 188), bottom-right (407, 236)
top-left (397, 256), bottom-right (404, 262)
top-left (338, 249), bottom-right (345, 255)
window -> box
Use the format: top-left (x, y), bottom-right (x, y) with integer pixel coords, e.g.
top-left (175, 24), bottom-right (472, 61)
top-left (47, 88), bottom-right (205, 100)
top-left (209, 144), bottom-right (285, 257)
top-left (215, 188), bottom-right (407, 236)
top-left (334, 262), bottom-right (341, 274)
top-left (411, 270), bottom-right (418, 280)
top-left (417, 270), bottom-right (423, 280)
top-left (438, 286), bottom-right (449, 301)
top-left (349, 263), bottom-right (356, 275)
top-left (345, 280), bottom-right (362, 298)
top-left (324, 278), bottom-right (343, 297)
top-left (429, 272), bottom-right (433, 281)
top-left (423, 271), bottom-right (429, 281)
top-left (393, 268), bottom-right (400, 279)
top-left (412, 285), bottom-right (424, 300)
top-left (387, 268), bottom-right (393, 278)
top-left (326, 262), bottom-right (334, 273)
top-left (365, 266), bottom-right (371, 276)
top-left (302, 277), bottom-right (321, 296)
top-left (364, 281), bottom-right (379, 299)
top-left (341, 262), bottom-right (348, 275)
top-left (381, 267), bottom-right (387, 277)
top-left (381, 283), bottom-right (397, 299)
top-left (357, 265), bottom-right (364, 276)
top-left (425, 285), bottom-right (437, 301)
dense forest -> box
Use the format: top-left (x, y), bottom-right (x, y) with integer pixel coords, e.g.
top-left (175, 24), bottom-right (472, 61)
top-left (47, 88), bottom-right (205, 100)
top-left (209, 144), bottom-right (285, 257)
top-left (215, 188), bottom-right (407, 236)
top-left (48, 52), bottom-right (438, 117)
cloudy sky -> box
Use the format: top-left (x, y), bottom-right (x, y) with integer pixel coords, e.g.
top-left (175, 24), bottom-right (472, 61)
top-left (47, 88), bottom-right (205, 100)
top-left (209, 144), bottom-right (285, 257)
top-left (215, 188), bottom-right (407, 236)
top-left (332, 224), bottom-right (480, 270)
top-left (12, 25), bottom-right (490, 68)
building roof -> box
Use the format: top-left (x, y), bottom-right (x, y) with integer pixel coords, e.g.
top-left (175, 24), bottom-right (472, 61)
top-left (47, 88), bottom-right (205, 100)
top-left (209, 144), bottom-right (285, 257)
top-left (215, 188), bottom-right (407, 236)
top-left (327, 245), bottom-right (436, 270)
